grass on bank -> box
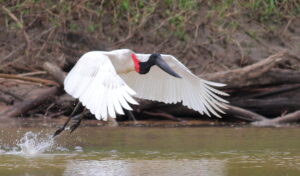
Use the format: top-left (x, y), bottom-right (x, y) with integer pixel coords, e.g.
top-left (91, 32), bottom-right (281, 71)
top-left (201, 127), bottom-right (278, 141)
top-left (2, 0), bottom-right (299, 42)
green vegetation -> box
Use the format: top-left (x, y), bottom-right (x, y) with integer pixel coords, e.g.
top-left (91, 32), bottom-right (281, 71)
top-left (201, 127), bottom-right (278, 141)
top-left (1, 0), bottom-right (299, 43)
top-left (247, 0), bottom-right (300, 22)
top-left (211, 0), bottom-right (300, 22)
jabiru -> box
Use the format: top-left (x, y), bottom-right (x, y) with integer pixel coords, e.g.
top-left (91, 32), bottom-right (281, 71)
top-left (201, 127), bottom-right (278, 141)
top-left (53, 49), bottom-right (228, 136)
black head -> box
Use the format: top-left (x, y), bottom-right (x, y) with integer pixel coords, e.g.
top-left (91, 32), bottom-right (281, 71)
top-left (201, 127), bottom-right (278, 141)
top-left (137, 53), bottom-right (181, 78)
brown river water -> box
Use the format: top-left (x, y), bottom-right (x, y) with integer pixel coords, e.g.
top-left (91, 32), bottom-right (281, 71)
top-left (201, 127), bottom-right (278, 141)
top-left (0, 126), bottom-right (299, 176)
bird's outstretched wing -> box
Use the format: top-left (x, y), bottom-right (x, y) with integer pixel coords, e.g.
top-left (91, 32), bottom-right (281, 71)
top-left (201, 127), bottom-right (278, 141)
top-left (120, 54), bottom-right (228, 117)
top-left (64, 52), bottom-right (138, 120)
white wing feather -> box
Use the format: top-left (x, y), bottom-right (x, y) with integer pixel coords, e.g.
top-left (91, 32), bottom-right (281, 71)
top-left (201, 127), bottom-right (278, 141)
top-left (64, 52), bottom-right (138, 120)
top-left (120, 54), bottom-right (228, 117)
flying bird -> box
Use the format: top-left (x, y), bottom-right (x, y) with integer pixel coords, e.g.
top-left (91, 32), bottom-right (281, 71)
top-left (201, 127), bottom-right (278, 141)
top-left (54, 49), bottom-right (228, 136)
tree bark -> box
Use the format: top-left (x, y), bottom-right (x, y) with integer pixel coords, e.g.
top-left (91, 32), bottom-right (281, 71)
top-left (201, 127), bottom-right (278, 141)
top-left (43, 62), bottom-right (67, 85)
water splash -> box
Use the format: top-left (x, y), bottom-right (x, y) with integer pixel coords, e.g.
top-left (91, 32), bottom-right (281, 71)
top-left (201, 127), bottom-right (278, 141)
top-left (0, 131), bottom-right (56, 156)
top-left (16, 131), bottom-right (55, 156)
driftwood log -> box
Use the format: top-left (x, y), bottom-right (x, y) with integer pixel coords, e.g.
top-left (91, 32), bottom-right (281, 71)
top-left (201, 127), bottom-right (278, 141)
top-left (252, 110), bottom-right (300, 126)
top-left (231, 97), bottom-right (300, 116)
top-left (0, 86), bottom-right (59, 118)
top-left (43, 62), bottom-right (67, 85)
top-left (201, 51), bottom-right (286, 88)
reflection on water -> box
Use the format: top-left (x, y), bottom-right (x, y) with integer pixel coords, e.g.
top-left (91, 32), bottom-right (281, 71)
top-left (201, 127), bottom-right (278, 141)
top-left (64, 159), bottom-right (226, 176)
top-left (0, 127), bottom-right (299, 176)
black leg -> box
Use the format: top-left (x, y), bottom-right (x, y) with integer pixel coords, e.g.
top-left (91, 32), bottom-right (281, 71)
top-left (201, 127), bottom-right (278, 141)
top-left (53, 102), bottom-right (82, 137)
top-left (69, 101), bottom-right (82, 117)
top-left (69, 110), bottom-right (87, 133)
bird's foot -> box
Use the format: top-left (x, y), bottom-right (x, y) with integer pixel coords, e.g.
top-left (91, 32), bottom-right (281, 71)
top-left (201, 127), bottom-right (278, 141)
top-left (53, 103), bottom-right (85, 138)
top-left (53, 126), bottom-right (66, 137)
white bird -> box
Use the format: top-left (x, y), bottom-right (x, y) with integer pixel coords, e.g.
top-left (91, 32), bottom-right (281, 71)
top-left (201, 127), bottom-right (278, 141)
top-left (64, 49), bottom-right (228, 121)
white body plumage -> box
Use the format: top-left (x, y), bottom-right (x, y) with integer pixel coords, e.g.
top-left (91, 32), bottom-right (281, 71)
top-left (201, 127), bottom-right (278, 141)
top-left (64, 49), bottom-right (228, 120)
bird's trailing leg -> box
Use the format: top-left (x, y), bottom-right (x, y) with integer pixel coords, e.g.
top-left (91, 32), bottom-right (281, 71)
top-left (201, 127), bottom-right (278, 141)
top-left (125, 109), bottom-right (137, 122)
top-left (69, 110), bottom-right (88, 133)
top-left (53, 101), bottom-right (82, 137)
top-left (107, 117), bottom-right (119, 127)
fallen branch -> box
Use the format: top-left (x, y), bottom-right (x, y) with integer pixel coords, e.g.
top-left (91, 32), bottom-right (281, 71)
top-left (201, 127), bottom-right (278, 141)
top-left (246, 83), bottom-right (300, 99)
top-left (43, 62), bottom-right (67, 85)
top-left (227, 69), bottom-right (300, 90)
top-left (0, 87), bottom-right (59, 118)
top-left (0, 73), bottom-right (59, 86)
top-left (231, 97), bottom-right (300, 116)
top-left (252, 110), bottom-right (300, 126)
top-left (271, 111), bottom-right (300, 124)
top-left (224, 105), bottom-right (268, 122)
top-left (201, 51), bottom-right (285, 88)
top-left (256, 69), bottom-right (300, 85)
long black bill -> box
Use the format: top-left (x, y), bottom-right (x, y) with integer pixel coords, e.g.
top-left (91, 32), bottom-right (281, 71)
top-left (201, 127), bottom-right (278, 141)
top-left (155, 56), bottom-right (181, 78)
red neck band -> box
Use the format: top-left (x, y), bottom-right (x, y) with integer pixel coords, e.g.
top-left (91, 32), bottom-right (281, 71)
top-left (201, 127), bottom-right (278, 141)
top-left (131, 54), bottom-right (140, 72)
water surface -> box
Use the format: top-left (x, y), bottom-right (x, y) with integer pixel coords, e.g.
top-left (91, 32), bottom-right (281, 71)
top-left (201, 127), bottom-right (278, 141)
top-left (0, 126), bottom-right (299, 176)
